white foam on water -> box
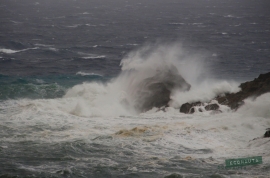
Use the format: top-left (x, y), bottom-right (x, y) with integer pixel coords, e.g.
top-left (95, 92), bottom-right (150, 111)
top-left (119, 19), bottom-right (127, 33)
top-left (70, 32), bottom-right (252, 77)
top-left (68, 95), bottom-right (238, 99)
top-left (237, 93), bottom-right (270, 118)
top-left (34, 44), bottom-right (54, 47)
top-left (169, 23), bottom-right (185, 25)
top-left (66, 24), bottom-right (83, 28)
top-left (76, 71), bottom-right (103, 77)
top-left (0, 48), bottom-right (22, 54)
top-left (0, 47), bottom-right (38, 54)
top-left (48, 47), bottom-right (59, 52)
top-left (0, 43), bottom-right (269, 176)
top-left (1, 97), bottom-right (269, 162)
top-left (171, 80), bottom-right (240, 108)
top-left (81, 55), bottom-right (106, 59)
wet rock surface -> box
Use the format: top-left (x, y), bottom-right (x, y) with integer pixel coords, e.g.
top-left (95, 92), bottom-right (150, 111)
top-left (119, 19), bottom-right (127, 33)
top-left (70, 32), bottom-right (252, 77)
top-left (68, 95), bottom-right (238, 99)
top-left (216, 72), bottom-right (270, 110)
top-left (134, 65), bottom-right (191, 112)
top-left (180, 72), bottom-right (270, 114)
top-left (180, 102), bottom-right (203, 114)
top-left (179, 102), bottom-right (220, 114)
top-left (265, 128), bottom-right (270, 138)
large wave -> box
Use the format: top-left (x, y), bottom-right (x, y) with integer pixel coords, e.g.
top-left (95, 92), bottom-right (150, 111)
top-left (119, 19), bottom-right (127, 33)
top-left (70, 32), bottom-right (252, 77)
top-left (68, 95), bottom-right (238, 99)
top-left (63, 43), bottom-right (240, 117)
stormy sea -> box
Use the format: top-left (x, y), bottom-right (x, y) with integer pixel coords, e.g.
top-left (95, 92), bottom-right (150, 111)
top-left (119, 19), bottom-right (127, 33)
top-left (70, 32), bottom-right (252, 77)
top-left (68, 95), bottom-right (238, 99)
top-left (0, 0), bottom-right (270, 177)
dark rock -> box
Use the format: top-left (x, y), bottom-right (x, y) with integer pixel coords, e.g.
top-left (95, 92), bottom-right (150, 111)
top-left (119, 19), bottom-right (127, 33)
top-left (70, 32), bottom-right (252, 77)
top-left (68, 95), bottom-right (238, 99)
top-left (216, 72), bottom-right (270, 110)
top-left (264, 128), bottom-right (270, 138)
top-left (180, 72), bottom-right (270, 114)
top-left (134, 65), bottom-right (191, 112)
top-left (179, 102), bottom-right (202, 114)
top-left (179, 103), bottom-right (192, 113)
top-left (180, 102), bottom-right (221, 114)
top-left (205, 104), bottom-right (219, 111)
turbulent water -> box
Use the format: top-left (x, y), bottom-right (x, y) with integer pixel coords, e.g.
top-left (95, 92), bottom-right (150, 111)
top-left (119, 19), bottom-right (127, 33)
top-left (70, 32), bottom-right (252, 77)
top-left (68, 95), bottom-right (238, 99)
top-left (1, 0), bottom-right (270, 177)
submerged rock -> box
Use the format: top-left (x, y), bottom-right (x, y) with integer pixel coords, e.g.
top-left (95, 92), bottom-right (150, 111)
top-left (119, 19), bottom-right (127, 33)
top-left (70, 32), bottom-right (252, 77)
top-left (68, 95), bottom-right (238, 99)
top-left (134, 65), bottom-right (191, 112)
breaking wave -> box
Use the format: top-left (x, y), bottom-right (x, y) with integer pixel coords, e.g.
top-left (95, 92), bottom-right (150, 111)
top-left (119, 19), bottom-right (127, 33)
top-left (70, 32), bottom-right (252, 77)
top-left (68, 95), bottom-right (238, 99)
top-left (0, 47), bottom-right (38, 54)
top-left (63, 43), bottom-right (240, 117)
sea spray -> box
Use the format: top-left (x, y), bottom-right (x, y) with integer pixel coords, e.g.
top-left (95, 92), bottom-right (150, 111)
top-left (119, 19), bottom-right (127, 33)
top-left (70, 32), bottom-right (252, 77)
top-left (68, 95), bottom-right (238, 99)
top-left (237, 93), bottom-right (270, 118)
top-left (65, 43), bottom-right (241, 115)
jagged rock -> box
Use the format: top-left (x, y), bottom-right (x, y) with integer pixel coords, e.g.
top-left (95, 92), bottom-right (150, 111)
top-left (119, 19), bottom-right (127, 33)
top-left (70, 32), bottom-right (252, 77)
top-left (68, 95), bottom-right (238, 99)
top-left (180, 102), bottom-right (220, 114)
top-left (265, 128), bottom-right (270, 138)
top-left (134, 65), bottom-right (191, 112)
top-left (180, 72), bottom-right (270, 114)
top-left (205, 104), bottom-right (219, 111)
top-left (216, 72), bottom-right (270, 110)
top-left (179, 102), bottom-right (202, 114)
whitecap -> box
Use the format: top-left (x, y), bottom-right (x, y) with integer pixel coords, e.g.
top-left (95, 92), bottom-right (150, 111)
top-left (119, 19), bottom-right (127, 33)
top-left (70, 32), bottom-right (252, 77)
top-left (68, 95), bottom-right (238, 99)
top-left (169, 23), bottom-right (185, 25)
top-left (85, 24), bottom-right (97, 27)
top-left (35, 44), bottom-right (54, 47)
top-left (0, 48), bottom-right (20, 54)
top-left (10, 20), bottom-right (22, 24)
top-left (0, 47), bottom-right (38, 54)
top-left (48, 47), bottom-right (59, 52)
top-left (76, 72), bottom-right (103, 77)
top-left (66, 24), bottom-right (81, 28)
top-left (224, 15), bottom-right (234, 18)
top-left (126, 44), bottom-right (138, 46)
top-left (81, 55), bottom-right (106, 59)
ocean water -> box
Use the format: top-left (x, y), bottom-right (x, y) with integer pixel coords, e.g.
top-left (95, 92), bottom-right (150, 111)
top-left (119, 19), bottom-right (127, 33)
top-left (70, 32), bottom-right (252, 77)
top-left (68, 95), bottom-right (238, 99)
top-left (0, 0), bottom-right (270, 177)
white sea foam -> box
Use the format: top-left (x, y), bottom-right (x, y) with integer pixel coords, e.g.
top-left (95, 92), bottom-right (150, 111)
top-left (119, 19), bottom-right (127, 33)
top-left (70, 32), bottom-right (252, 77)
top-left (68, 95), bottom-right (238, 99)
top-left (60, 43), bottom-right (242, 118)
top-left (0, 48), bottom-right (21, 54)
top-left (76, 71), bottom-right (103, 77)
top-left (0, 47), bottom-right (38, 54)
top-left (1, 43), bottom-right (269, 176)
top-left (1, 97), bottom-right (269, 164)
top-left (169, 23), bottom-right (185, 25)
top-left (35, 44), bottom-right (54, 47)
top-left (224, 15), bottom-right (234, 18)
top-left (237, 93), bottom-right (270, 118)
top-left (81, 55), bottom-right (106, 59)
top-left (85, 24), bottom-right (97, 27)
top-left (171, 80), bottom-right (240, 107)
top-left (66, 24), bottom-right (81, 28)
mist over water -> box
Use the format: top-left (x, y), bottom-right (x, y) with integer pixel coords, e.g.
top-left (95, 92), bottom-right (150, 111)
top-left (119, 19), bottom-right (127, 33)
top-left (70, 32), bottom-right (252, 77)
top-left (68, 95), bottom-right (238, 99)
top-left (62, 43), bottom-right (242, 117)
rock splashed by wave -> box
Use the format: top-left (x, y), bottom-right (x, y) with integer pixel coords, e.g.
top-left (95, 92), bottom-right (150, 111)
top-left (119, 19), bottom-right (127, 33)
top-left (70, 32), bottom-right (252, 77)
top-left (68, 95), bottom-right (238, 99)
top-left (63, 43), bottom-right (240, 116)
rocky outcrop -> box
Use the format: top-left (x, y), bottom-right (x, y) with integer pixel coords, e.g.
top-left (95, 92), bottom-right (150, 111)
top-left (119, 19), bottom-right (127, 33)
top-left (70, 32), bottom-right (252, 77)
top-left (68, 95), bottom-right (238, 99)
top-left (180, 72), bottom-right (270, 114)
top-left (134, 65), bottom-right (191, 112)
top-left (180, 102), bottom-right (202, 114)
top-left (180, 102), bottom-right (219, 114)
top-left (216, 72), bottom-right (270, 110)
top-left (265, 128), bottom-right (270, 138)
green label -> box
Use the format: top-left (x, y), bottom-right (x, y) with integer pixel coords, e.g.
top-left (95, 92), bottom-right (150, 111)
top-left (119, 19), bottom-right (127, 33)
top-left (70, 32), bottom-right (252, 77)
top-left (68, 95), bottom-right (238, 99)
top-left (225, 156), bottom-right (262, 167)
